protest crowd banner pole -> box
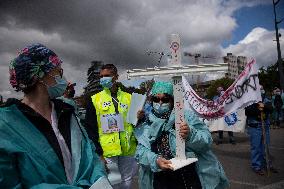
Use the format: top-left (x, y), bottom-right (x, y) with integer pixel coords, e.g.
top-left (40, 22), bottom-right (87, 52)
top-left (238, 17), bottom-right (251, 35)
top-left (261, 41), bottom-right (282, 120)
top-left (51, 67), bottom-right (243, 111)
top-left (127, 34), bottom-right (228, 170)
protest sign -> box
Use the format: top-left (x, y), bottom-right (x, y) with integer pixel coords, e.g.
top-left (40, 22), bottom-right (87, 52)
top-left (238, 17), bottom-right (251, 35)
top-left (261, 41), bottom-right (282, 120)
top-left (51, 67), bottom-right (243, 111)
top-left (126, 93), bottom-right (147, 125)
top-left (183, 59), bottom-right (261, 119)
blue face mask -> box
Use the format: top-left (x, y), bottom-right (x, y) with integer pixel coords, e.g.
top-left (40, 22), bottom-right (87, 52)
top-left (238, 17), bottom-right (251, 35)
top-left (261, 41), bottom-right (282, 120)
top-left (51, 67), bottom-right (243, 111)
top-left (100, 77), bottom-right (113, 88)
top-left (47, 76), bottom-right (68, 99)
top-left (153, 102), bottom-right (171, 114)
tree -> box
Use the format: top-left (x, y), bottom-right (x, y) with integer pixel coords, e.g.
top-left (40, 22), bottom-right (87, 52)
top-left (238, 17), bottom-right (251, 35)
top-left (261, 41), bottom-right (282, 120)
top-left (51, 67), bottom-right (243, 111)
top-left (84, 60), bottom-right (103, 96)
top-left (206, 77), bottom-right (234, 100)
top-left (139, 79), bottom-right (155, 94)
top-left (258, 63), bottom-right (280, 92)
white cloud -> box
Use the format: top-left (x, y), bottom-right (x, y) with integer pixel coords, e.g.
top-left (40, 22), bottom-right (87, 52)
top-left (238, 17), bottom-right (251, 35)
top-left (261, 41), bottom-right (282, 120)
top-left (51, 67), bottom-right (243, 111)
top-left (239, 27), bottom-right (268, 44)
top-left (223, 27), bottom-right (284, 68)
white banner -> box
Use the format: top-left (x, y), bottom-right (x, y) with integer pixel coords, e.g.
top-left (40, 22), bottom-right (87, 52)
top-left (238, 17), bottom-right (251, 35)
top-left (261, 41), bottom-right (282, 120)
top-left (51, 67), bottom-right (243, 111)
top-left (206, 109), bottom-right (247, 132)
top-left (183, 59), bottom-right (262, 119)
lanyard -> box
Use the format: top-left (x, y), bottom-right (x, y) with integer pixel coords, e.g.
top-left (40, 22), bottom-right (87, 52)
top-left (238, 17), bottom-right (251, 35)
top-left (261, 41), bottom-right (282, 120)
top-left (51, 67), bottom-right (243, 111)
top-left (50, 102), bottom-right (73, 184)
top-left (111, 96), bottom-right (119, 104)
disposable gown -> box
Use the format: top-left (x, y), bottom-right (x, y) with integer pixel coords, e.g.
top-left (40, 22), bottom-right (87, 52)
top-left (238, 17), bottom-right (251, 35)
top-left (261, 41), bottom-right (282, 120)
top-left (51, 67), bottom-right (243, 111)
top-left (134, 110), bottom-right (229, 189)
top-left (0, 104), bottom-right (111, 189)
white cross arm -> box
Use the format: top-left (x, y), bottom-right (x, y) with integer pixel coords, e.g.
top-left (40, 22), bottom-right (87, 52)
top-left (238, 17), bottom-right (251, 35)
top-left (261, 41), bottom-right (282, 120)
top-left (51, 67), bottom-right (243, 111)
top-left (127, 63), bottom-right (228, 79)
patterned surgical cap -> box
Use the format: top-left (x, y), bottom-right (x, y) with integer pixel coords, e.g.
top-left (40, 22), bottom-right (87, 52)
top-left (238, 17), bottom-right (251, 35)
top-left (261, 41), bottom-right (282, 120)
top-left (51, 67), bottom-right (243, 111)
top-left (9, 43), bottom-right (62, 91)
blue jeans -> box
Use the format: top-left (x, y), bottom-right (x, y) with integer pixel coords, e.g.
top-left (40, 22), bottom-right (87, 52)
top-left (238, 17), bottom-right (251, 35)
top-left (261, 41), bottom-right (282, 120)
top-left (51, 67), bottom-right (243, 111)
top-left (248, 124), bottom-right (270, 171)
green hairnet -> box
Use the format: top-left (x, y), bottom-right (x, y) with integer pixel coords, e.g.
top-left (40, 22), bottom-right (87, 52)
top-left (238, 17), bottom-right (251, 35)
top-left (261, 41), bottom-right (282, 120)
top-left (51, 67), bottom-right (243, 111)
top-left (151, 81), bottom-right (173, 96)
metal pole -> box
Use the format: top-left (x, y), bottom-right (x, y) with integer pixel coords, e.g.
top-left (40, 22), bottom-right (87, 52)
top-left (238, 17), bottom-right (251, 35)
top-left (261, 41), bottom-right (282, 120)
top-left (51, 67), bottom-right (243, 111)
top-left (273, 0), bottom-right (284, 91)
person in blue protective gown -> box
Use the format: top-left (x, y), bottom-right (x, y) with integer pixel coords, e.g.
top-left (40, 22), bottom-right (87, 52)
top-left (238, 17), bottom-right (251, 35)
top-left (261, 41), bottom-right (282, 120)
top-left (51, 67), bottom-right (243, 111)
top-left (135, 81), bottom-right (229, 189)
top-left (0, 43), bottom-right (112, 189)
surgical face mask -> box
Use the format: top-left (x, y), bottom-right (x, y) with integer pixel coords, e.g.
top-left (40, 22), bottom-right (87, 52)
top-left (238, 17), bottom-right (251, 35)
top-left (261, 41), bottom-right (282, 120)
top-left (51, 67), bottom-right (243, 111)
top-left (153, 102), bottom-right (171, 114)
top-left (100, 77), bottom-right (113, 88)
top-left (260, 89), bottom-right (265, 94)
top-left (47, 76), bottom-right (68, 99)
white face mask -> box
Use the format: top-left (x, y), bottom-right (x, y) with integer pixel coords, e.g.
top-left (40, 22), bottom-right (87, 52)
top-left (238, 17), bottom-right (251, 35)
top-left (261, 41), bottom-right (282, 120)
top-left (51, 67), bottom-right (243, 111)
top-left (153, 102), bottom-right (171, 114)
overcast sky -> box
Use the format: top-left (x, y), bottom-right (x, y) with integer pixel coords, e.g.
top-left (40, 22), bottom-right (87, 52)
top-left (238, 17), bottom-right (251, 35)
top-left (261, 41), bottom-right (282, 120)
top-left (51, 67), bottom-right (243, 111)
top-left (0, 0), bottom-right (283, 99)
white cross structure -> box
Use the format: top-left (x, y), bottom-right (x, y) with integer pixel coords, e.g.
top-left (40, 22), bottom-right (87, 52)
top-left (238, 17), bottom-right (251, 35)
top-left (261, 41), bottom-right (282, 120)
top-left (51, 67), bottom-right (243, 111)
top-left (127, 34), bottom-right (228, 170)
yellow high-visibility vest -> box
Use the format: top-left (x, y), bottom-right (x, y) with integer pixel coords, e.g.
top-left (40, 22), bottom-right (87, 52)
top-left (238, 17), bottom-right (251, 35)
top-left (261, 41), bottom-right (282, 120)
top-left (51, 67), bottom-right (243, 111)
top-left (91, 88), bottom-right (137, 157)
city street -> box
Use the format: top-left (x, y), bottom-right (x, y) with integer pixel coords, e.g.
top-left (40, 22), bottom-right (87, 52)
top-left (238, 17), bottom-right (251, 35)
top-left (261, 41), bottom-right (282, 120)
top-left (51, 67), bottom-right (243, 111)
top-left (211, 127), bottom-right (284, 189)
top-left (132, 126), bottom-right (284, 189)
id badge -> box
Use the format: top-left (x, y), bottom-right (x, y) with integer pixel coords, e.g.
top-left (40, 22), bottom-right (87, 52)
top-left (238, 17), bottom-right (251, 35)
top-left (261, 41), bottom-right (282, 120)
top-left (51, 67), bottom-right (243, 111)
top-left (100, 113), bottom-right (125, 133)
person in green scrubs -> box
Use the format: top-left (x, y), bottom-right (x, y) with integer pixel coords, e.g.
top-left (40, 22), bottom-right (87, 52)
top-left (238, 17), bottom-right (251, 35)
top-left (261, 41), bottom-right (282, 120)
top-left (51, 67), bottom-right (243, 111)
top-left (0, 43), bottom-right (112, 189)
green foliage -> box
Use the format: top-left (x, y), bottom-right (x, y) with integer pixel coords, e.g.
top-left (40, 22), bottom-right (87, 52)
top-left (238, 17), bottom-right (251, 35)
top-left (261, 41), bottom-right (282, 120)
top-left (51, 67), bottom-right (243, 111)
top-left (258, 63), bottom-right (280, 92)
top-left (206, 77), bottom-right (234, 100)
top-left (139, 79), bottom-right (155, 94)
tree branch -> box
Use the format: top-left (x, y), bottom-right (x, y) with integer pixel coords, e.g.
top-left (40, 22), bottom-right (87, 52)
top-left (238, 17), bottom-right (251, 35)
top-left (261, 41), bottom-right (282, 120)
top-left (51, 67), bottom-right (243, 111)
top-left (276, 18), bottom-right (284, 25)
top-left (273, 0), bottom-right (280, 5)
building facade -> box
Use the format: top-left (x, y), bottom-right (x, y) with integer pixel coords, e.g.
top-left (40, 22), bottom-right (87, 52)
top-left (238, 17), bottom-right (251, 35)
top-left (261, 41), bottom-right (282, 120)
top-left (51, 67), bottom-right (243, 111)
top-left (84, 60), bottom-right (103, 95)
top-left (224, 53), bottom-right (247, 79)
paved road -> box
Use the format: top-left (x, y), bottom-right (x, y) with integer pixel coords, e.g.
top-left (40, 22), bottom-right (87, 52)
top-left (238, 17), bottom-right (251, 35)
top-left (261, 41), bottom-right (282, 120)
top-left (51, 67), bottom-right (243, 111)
top-left (131, 126), bottom-right (284, 189)
top-left (211, 127), bottom-right (284, 189)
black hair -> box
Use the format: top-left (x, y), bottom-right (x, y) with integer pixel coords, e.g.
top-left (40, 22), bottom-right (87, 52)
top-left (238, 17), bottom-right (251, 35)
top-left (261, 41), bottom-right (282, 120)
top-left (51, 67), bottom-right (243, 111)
top-left (22, 86), bottom-right (35, 94)
top-left (101, 64), bottom-right (118, 76)
top-left (151, 93), bottom-right (174, 102)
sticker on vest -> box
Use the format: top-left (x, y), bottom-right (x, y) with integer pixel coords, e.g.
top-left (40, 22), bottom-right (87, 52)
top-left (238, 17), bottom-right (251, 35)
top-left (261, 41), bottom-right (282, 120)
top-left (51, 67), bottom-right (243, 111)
top-left (101, 113), bottom-right (125, 133)
top-left (120, 103), bottom-right (128, 110)
top-left (102, 101), bottom-right (111, 110)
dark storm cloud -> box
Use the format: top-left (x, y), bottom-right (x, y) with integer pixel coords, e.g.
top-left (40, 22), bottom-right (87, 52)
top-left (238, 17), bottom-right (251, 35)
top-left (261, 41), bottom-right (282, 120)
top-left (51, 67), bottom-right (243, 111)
top-left (0, 0), bottom-right (276, 98)
top-left (0, 0), bottom-right (239, 70)
top-left (0, 0), bottom-right (158, 69)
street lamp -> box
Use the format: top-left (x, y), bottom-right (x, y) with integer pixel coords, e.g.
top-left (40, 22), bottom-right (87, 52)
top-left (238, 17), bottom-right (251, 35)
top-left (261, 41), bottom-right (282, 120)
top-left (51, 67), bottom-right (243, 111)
top-left (273, 0), bottom-right (284, 91)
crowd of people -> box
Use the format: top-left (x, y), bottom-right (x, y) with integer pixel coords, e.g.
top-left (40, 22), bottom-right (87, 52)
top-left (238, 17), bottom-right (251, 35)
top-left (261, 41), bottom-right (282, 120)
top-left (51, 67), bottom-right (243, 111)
top-left (0, 43), bottom-right (282, 188)
top-left (211, 84), bottom-right (282, 176)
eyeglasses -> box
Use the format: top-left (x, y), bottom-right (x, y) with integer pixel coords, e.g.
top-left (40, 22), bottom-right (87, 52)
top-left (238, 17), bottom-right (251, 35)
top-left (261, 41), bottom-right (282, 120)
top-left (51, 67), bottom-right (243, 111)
top-left (152, 96), bottom-right (171, 103)
top-left (99, 74), bottom-right (113, 78)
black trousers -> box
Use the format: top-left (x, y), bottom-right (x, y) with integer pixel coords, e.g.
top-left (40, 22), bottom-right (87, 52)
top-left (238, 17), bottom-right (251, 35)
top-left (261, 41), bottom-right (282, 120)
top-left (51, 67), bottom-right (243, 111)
top-left (153, 163), bottom-right (202, 189)
top-left (218, 131), bottom-right (234, 141)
